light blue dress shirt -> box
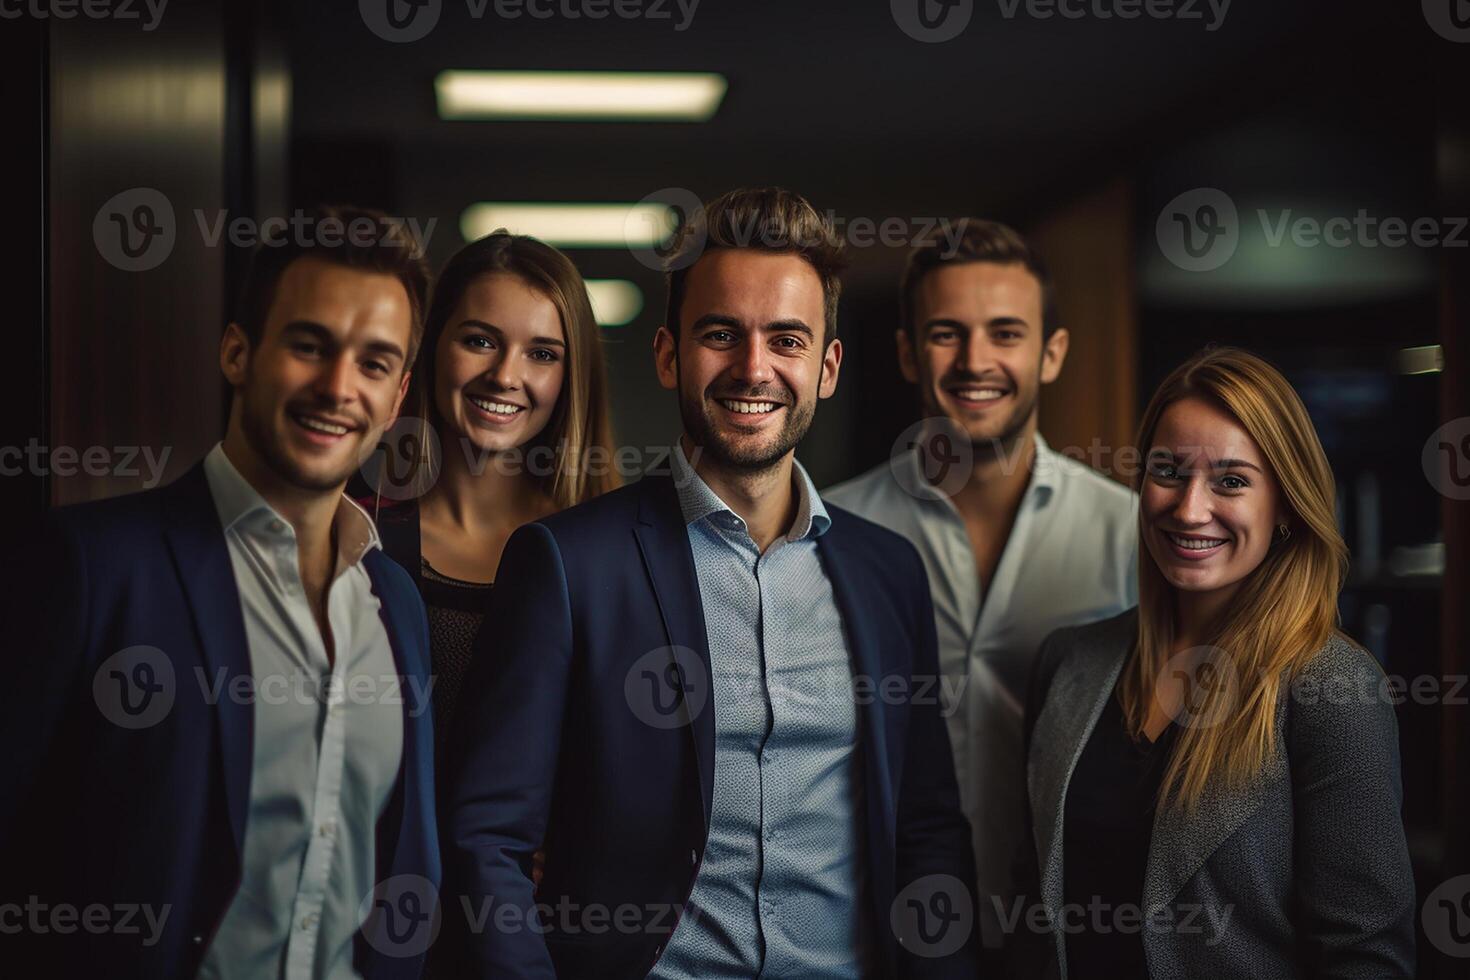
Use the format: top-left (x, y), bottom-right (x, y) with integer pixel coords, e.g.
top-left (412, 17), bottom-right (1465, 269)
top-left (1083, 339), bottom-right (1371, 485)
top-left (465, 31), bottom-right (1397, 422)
top-left (649, 445), bottom-right (867, 980)
top-left (199, 444), bottom-right (404, 980)
top-left (826, 433), bottom-right (1137, 947)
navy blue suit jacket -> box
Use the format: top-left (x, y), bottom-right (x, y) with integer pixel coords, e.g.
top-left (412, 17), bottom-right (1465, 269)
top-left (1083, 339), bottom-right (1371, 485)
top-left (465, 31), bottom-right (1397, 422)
top-left (0, 462), bottom-right (440, 979)
top-left (446, 472), bottom-right (979, 978)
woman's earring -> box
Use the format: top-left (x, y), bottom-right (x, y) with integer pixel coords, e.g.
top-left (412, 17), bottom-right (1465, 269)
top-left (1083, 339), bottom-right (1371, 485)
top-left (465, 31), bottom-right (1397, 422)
top-left (1276, 523), bottom-right (1291, 542)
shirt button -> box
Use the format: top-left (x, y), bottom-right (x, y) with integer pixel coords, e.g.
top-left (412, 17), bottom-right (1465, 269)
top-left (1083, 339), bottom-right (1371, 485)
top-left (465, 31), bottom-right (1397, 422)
top-left (300, 911), bottom-right (319, 930)
top-left (192, 934), bottom-right (204, 945)
top-left (319, 820), bottom-right (337, 837)
top-left (689, 849), bottom-right (698, 866)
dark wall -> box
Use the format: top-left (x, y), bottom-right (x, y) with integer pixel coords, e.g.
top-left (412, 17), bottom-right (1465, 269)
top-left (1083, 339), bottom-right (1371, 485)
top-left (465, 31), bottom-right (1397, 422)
top-left (45, 0), bottom-right (288, 506)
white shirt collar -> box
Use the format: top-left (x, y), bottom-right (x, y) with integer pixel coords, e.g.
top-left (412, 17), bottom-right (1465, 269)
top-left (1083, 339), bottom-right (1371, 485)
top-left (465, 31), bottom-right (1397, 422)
top-left (203, 442), bottom-right (381, 568)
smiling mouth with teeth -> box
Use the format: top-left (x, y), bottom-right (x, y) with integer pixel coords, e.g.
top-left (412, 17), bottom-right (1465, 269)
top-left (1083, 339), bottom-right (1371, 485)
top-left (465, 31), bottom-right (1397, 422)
top-left (719, 399), bottom-right (782, 415)
top-left (948, 388), bottom-right (1008, 403)
top-left (468, 395), bottom-right (525, 416)
top-left (292, 413), bottom-right (352, 436)
top-left (1166, 532), bottom-right (1229, 550)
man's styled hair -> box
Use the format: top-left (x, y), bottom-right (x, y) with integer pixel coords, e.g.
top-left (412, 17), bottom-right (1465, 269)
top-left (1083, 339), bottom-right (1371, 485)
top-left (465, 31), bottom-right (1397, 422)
top-left (664, 187), bottom-right (847, 345)
top-left (233, 204), bottom-right (431, 366)
top-left (900, 219), bottom-right (1057, 339)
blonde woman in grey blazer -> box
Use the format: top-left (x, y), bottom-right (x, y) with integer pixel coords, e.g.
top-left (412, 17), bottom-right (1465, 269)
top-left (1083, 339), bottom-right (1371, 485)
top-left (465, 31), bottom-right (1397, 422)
top-left (1009, 348), bottom-right (1416, 980)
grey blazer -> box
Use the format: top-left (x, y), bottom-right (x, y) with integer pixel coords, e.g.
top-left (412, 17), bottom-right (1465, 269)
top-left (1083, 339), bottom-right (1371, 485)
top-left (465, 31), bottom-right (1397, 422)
top-left (1012, 607), bottom-right (1416, 980)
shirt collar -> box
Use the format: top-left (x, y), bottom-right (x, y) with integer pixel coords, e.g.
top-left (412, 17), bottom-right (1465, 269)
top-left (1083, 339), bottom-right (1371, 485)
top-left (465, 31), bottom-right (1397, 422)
top-left (901, 429), bottom-right (1059, 509)
top-left (670, 441), bottom-right (832, 542)
top-left (203, 442), bottom-right (382, 568)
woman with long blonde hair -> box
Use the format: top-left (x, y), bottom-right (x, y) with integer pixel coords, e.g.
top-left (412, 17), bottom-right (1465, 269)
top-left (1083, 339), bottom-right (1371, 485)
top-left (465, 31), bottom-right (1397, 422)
top-left (1011, 347), bottom-right (1415, 978)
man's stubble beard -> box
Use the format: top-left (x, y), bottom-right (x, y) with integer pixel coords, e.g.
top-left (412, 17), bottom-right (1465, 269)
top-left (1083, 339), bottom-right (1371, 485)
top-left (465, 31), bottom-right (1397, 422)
top-left (238, 371), bottom-right (365, 494)
top-left (676, 364), bottom-right (817, 474)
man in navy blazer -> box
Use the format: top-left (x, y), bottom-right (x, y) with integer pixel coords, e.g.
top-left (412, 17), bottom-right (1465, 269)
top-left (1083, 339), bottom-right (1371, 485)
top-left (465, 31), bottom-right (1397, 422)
top-left (447, 189), bottom-right (979, 978)
top-left (1, 206), bottom-right (440, 979)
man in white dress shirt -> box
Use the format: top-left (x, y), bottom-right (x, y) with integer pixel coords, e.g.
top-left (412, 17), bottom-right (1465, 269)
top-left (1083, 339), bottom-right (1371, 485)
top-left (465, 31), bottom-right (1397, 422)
top-left (825, 220), bottom-right (1138, 960)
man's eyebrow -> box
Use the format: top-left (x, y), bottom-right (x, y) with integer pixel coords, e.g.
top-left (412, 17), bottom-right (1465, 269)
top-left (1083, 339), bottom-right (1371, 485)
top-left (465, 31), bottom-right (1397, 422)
top-left (689, 313), bottom-right (743, 332)
top-left (766, 319), bottom-right (815, 339)
top-left (280, 319), bottom-right (332, 339)
top-left (920, 317), bottom-right (967, 333)
top-left (281, 320), bottom-right (405, 361)
top-left (689, 314), bottom-right (815, 339)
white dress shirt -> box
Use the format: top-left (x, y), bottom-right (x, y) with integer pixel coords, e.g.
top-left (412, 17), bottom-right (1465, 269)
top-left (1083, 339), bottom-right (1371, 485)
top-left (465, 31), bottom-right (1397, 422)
top-left (825, 433), bottom-right (1137, 947)
top-left (199, 443), bottom-right (404, 980)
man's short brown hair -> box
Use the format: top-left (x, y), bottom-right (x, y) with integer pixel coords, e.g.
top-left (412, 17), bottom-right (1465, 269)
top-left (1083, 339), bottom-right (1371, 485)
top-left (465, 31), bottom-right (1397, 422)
top-left (900, 219), bottom-right (1056, 339)
top-left (664, 187), bottom-right (847, 345)
top-left (233, 204), bottom-right (431, 367)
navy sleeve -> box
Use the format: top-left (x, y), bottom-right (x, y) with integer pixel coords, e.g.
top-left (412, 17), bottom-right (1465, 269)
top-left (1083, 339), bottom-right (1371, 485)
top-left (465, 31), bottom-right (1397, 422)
top-left (443, 522), bottom-right (574, 979)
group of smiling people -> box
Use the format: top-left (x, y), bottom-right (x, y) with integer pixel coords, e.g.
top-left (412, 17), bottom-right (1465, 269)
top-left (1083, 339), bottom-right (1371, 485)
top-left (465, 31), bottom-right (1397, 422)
top-left (4, 186), bottom-right (1416, 979)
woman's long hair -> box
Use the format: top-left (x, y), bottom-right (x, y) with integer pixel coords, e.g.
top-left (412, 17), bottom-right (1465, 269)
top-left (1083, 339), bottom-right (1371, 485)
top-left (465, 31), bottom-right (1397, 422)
top-left (1117, 347), bottom-right (1348, 811)
top-left (408, 230), bottom-right (619, 510)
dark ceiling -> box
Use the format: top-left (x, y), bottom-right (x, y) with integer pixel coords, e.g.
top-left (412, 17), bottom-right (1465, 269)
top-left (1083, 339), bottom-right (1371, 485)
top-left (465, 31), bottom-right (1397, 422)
top-left (283, 0), bottom-right (1362, 221)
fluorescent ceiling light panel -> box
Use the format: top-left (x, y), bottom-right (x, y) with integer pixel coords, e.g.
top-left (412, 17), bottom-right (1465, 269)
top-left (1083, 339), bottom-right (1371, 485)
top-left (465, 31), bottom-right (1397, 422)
top-left (436, 70), bottom-right (728, 121)
top-left (461, 202), bottom-right (676, 249)
top-left (585, 279), bottom-right (643, 326)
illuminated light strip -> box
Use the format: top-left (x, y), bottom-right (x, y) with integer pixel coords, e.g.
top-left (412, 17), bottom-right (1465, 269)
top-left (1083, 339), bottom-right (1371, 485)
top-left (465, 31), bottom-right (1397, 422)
top-left (436, 70), bottom-right (728, 121)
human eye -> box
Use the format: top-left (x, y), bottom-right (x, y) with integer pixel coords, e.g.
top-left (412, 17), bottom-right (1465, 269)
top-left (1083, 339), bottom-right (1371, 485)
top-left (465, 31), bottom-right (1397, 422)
top-left (1147, 455), bottom-right (1181, 481)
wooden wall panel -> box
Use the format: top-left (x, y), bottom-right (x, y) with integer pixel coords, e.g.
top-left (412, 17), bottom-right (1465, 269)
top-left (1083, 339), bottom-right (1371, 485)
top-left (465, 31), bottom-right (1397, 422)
top-left (1028, 179), bottom-right (1139, 485)
top-left (48, 4), bottom-right (227, 505)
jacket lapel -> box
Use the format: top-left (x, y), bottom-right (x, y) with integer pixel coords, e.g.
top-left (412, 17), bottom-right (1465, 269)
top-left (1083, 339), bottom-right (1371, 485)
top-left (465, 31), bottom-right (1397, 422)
top-left (160, 462), bottom-right (253, 862)
top-left (363, 548), bottom-right (436, 887)
top-left (816, 529), bottom-right (896, 825)
top-left (1030, 616), bottom-right (1131, 918)
top-left (1143, 695), bottom-right (1285, 913)
top-left (632, 474), bottom-right (716, 829)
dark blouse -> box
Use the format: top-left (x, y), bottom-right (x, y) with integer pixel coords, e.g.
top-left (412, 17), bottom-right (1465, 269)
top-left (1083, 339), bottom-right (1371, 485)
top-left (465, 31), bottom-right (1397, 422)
top-left (418, 557), bottom-right (493, 757)
top-left (1061, 691), bottom-right (1179, 980)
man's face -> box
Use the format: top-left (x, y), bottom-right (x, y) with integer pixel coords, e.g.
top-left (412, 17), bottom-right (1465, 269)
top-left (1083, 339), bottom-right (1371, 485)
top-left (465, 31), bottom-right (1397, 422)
top-left (898, 261), bottom-right (1067, 451)
top-left (654, 249), bottom-right (841, 472)
top-left (221, 256), bottom-right (413, 493)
